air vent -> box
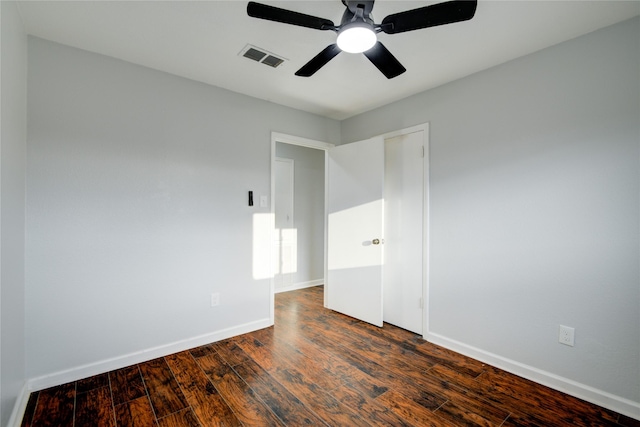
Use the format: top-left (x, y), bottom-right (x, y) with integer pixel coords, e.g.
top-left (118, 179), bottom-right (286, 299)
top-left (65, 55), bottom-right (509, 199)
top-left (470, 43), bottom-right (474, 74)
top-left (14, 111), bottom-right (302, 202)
top-left (244, 48), bottom-right (267, 62)
top-left (261, 55), bottom-right (284, 68)
top-left (240, 44), bottom-right (286, 69)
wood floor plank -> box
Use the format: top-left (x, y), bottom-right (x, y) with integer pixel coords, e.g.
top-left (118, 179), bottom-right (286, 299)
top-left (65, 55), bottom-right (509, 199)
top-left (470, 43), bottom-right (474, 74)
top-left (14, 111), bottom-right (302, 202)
top-left (265, 366), bottom-right (372, 427)
top-left (233, 327), bottom-right (345, 392)
top-left (77, 372), bottom-right (109, 393)
top-left (374, 363), bottom-right (508, 427)
top-left (212, 338), bottom-right (251, 367)
top-left (75, 386), bottom-right (116, 427)
top-left (376, 389), bottom-right (455, 427)
top-left (476, 366), bottom-right (620, 426)
top-left (279, 289), bottom-right (511, 426)
top-left (428, 364), bottom-right (528, 422)
top-left (30, 383), bottom-right (75, 427)
top-left (190, 344), bottom-right (216, 359)
top-left (280, 292), bottom-right (484, 394)
top-left (278, 307), bottom-right (447, 404)
top-left (500, 412), bottom-right (545, 427)
top-left (165, 351), bottom-right (242, 427)
top-left (619, 415), bottom-right (640, 427)
top-left (157, 408), bottom-right (200, 427)
top-left (285, 287), bottom-right (486, 379)
top-left (196, 351), bottom-right (284, 426)
top-left (280, 290), bottom-right (548, 424)
top-left (413, 340), bottom-right (486, 378)
top-left (501, 409), bottom-right (578, 427)
top-left (19, 391), bottom-right (39, 427)
top-left (358, 319), bottom-right (486, 379)
top-left (278, 315), bottom-right (482, 423)
top-left (110, 365), bottom-right (147, 405)
top-left (281, 298), bottom-right (439, 376)
top-left (434, 400), bottom-right (498, 427)
top-left (114, 396), bottom-right (158, 427)
top-left (276, 310), bottom-right (380, 376)
top-left (264, 311), bottom-right (408, 426)
top-left (234, 326), bottom-right (375, 427)
top-left (326, 373), bottom-right (416, 426)
top-left (227, 333), bottom-right (279, 372)
top-left (232, 359), bottom-right (328, 426)
top-left (139, 357), bottom-right (189, 419)
top-left (426, 375), bottom-right (510, 425)
top-left (290, 308), bottom-right (507, 427)
top-left (270, 319), bottom-right (394, 401)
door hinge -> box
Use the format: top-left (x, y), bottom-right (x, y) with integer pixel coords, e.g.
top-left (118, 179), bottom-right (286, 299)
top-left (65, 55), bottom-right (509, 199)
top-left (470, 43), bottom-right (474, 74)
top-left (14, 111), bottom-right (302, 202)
top-left (421, 146), bottom-right (425, 158)
top-left (419, 297), bottom-right (424, 309)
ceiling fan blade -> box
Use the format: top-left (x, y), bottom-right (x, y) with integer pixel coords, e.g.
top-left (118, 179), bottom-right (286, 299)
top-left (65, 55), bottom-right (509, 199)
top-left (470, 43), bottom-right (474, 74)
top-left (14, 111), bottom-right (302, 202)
top-left (295, 44), bottom-right (342, 77)
top-left (381, 0), bottom-right (477, 34)
top-left (247, 2), bottom-right (335, 31)
top-left (363, 42), bottom-right (406, 79)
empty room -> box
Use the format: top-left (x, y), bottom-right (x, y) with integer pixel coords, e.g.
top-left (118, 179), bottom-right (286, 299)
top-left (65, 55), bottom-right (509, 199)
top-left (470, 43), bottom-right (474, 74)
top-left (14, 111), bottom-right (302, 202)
top-left (1, 1), bottom-right (639, 426)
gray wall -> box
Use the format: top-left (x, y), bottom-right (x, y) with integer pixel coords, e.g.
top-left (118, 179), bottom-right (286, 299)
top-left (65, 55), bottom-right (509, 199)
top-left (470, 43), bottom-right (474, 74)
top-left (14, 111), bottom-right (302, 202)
top-left (342, 17), bottom-right (640, 403)
top-left (275, 142), bottom-right (325, 286)
top-left (4, 11), bottom-right (638, 422)
top-left (26, 37), bottom-right (339, 380)
top-left (0, 2), bottom-right (27, 425)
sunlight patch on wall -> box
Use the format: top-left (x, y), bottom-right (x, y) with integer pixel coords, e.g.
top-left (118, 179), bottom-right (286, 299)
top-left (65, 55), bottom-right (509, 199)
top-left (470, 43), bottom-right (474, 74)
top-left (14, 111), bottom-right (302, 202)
top-left (274, 228), bottom-right (298, 289)
top-left (274, 228), bottom-right (298, 275)
top-left (253, 213), bottom-right (274, 280)
top-left (328, 199), bottom-right (384, 271)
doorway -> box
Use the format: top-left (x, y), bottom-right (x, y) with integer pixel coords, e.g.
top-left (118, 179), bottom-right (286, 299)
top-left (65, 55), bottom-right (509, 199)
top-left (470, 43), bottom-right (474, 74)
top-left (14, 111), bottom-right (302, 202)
top-left (270, 126), bottom-right (429, 336)
top-left (270, 134), bottom-right (334, 308)
top-left (274, 144), bottom-right (325, 293)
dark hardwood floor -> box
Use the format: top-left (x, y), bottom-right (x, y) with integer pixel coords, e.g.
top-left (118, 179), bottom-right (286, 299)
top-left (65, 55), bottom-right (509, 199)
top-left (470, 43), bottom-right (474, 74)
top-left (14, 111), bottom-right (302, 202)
top-left (20, 286), bottom-right (639, 426)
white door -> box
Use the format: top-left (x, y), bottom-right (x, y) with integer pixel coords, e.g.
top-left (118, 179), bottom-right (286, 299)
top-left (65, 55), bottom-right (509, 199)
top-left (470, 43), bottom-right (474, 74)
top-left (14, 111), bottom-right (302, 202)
top-left (384, 131), bottom-right (424, 334)
top-left (274, 158), bottom-right (296, 291)
top-left (327, 137), bottom-right (384, 326)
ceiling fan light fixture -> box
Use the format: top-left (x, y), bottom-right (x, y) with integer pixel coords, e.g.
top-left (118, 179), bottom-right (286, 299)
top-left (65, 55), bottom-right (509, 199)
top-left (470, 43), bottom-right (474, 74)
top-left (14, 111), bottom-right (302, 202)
top-left (336, 23), bottom-right (376, 53)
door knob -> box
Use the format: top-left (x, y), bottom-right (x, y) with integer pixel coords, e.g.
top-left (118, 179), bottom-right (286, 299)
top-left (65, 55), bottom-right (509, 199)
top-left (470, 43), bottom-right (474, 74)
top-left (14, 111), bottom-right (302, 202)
top-left (372, 239), bottom-right (380, 245)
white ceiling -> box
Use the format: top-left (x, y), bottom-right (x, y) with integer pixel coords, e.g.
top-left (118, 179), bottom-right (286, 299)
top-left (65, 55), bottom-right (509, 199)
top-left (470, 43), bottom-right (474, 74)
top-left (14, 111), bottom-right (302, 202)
top-left (16, 0), bottom-right (640, 120)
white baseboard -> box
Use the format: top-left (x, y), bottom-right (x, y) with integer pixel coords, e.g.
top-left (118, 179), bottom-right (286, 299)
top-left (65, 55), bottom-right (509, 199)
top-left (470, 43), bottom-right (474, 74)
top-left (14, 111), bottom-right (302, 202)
top-left (425, 331), bottom-right (640, 421)
top-left (25, 317), bottom-right (272, 394)
top-left (275, 279), bottom-right (323, 294)
top-left (7, 382), bottom-right (31, 427)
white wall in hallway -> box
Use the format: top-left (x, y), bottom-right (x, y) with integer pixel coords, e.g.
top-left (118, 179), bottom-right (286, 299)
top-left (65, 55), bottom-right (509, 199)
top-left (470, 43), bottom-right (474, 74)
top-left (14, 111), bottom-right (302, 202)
top-left (275, 142), bottom-right (325, 289)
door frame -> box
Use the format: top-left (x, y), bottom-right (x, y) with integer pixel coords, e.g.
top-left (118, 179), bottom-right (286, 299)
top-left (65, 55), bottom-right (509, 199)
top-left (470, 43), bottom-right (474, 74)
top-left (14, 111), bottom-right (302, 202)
top-left (269, 125), bottom-right (429, 338)
top-left (381, 123), bottom-right (430, 338)
top-left (270, 132), bottom-right (334, 324)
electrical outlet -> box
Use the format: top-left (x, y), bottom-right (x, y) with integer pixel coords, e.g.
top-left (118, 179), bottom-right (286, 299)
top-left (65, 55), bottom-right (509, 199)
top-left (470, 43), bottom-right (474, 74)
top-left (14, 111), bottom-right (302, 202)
top-left (559, 325), bottom-right (575, 347)
top-left (210, 293), bottom-right (220, 307)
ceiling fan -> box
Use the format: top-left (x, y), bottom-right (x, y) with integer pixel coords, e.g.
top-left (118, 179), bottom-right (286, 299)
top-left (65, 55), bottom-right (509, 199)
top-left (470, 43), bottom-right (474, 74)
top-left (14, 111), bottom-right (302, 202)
top-left (247, 0), bottom-right (477, 79)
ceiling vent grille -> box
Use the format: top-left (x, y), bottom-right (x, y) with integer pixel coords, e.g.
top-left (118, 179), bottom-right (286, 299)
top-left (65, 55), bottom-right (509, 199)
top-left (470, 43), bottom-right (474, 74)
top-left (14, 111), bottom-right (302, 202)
top-left (240, 44), bottom-right (286, 68)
